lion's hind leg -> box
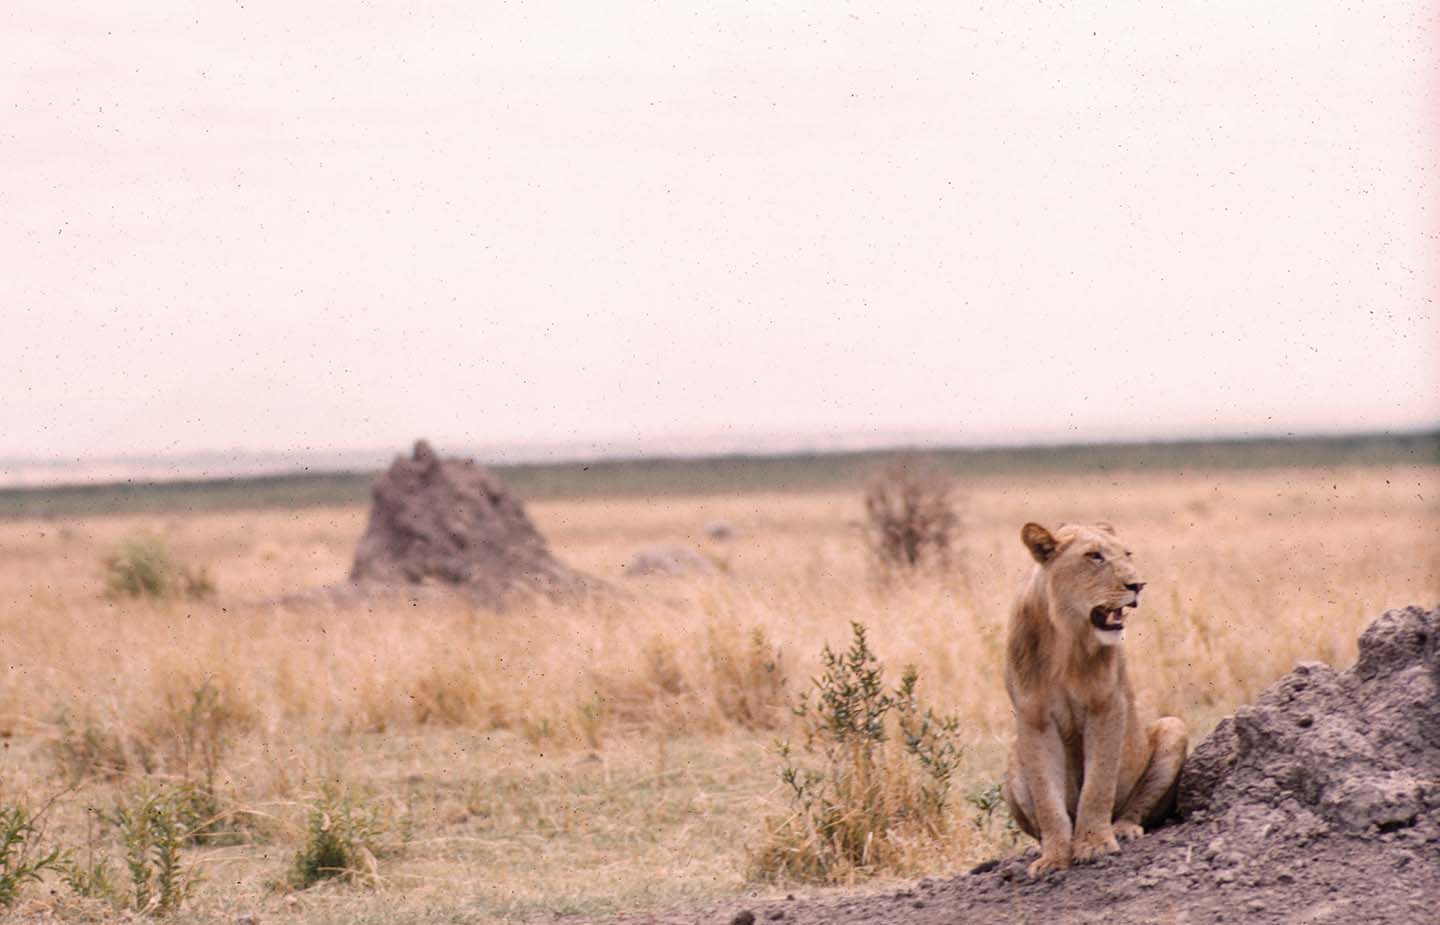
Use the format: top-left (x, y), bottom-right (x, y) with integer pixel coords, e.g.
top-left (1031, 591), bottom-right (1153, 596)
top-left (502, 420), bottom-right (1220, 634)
top-left (1114, 716), bottom-right (1187, 837)
top-left (1002, 768), bottom-right (1039, 840)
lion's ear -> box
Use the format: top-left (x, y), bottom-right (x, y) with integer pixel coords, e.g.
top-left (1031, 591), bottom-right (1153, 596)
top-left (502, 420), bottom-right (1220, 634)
top-left (1094, 521), bottom-right (1117, 535)
top-left (1021, 523), bottom-right (1059, 563)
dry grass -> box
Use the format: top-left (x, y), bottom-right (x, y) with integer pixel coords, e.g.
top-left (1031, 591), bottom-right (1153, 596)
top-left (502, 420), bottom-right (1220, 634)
top-left (0, 464), bottom-right (1435, 921)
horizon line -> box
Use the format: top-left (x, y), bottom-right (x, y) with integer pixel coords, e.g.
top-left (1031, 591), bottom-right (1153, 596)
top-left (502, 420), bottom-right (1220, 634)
top-left (2, 426), bottom-right (1436, 492)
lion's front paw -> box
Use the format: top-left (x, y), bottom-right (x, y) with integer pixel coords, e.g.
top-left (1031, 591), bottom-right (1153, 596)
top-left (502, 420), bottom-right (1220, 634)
top-left (1071, 830), bottom-right (1120, 862)
top-left (1114, 820), bottom-right (1144, 842)
top-left (1027, 852), bottom-right (1070, 878)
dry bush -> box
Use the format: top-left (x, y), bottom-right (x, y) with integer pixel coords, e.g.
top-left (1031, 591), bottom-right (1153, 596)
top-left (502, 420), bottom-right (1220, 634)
top-left (708, 627), bottom-right (788, 730)
top-left (862, 456), bottom-right (961, 573)
top-left (50, 712), bottom-right (153, 780)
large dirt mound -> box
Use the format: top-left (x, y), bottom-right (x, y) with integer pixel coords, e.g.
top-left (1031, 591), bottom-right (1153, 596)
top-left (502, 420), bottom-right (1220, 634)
top-left (636, 605), bottom-right (1439, 925)
top-left (1178, 604), bottom-right (1439, 838)
top-left (348, 440), bottom-right (592, 608)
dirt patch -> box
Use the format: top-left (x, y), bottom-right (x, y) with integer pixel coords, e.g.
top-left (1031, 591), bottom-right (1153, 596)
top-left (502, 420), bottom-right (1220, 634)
top-left (627, 605), bottom-right (1439, 925)
top-left (346, 440), bottom-right (593, 608)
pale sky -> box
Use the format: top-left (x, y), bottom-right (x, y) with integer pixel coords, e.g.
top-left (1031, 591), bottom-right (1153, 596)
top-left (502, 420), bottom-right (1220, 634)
top-left (4, 1), bottom-right (1437, 463)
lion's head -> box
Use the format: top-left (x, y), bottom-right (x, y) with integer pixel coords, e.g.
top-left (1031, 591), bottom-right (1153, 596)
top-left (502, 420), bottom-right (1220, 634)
top-left (1021, 521), bottom-right (1146, 647)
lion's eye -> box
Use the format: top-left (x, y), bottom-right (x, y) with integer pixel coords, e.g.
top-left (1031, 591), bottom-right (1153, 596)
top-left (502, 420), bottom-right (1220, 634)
top-left (1086, 551), bottom-right (1105, 563)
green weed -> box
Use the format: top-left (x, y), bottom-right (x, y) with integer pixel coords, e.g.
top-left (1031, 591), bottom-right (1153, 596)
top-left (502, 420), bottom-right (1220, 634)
top-left (0, 804), bottom-right (64, 908)
top-left (749, 622), bottom-right (966, 883)
top-left (110, 789), bottom-right (197, 915)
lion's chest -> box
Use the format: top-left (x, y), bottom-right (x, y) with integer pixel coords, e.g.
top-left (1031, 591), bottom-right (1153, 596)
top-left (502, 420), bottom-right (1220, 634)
top-left (1044, 681), bottom-right (1127, 760)
top-left (1046, 690), bottom-right (1092, 744)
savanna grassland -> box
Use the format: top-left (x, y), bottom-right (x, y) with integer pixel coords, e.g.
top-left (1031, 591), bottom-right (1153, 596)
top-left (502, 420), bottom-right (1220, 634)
top-left (0, 458), bottom-right (1436, 923)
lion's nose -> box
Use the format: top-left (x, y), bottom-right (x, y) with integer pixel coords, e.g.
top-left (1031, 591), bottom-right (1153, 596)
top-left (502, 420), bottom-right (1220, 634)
top-left (1125, 582), bottom-right (1146, 594)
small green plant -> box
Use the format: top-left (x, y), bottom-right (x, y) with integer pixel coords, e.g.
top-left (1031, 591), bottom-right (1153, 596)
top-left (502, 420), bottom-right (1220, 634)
top-left (965, 781), bottom-right (1021, 843)
top-left (169, 782), bottom-right (234, 847)
top-left (110, 789), bottom-right (197, 915)
top-left (749, 622), bottom-right (966, 883)
top-left (518, 716), bottom-right (556, 748)
top-left (289, 786), bottom-right (387, 889)
top-left (61, 855), bottom-right (120, 905)
top-left (61, 806), bottom-right (122, 907)
top-left (575, 698), bottom-right (607, 750)
top-left (894, 665), bottom-right (964, 817)
top-left (964, 780), bottom-right (1005, 825)
top-left (102, 535), bottom-right (214, 600)
top-left (0, 805), bottom-right (64, 908)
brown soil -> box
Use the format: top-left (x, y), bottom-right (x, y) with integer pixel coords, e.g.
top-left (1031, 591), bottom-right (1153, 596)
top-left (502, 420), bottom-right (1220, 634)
top-left (347, 440), bottom-right (593, 608)
top-left (627, 605), bottom-right (1439, 925)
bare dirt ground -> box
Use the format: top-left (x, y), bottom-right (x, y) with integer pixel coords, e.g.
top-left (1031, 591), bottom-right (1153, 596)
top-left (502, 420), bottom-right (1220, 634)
top-left (629, 605), bottom-right (1440, 925)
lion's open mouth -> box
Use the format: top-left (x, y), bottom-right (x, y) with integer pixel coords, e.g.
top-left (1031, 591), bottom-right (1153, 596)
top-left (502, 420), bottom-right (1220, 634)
top-left (1090, 605), bottom-right (1128, 632)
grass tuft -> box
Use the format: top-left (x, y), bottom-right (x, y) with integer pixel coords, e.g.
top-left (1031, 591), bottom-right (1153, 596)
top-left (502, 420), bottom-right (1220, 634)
top-left (102, 534), bottom-right (214, 600)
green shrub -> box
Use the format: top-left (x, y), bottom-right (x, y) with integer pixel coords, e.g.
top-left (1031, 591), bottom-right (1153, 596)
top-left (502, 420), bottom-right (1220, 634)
top-left (0, 805), bottom-right (63, 908)
top-left (289, 786), bottom-right (387, 889)
top-left (102, 535), bottom-right (214, 600)
top-left (749, 622), bottom-right (965, 883)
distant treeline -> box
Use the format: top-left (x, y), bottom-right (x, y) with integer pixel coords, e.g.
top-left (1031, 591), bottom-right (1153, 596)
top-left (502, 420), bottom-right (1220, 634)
top-left (2, 431), bottom-right (1436, 519)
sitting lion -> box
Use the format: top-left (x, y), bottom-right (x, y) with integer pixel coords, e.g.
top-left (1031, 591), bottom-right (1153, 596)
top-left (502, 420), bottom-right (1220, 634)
top-left (1002, 522), bottom-right (1187, 877)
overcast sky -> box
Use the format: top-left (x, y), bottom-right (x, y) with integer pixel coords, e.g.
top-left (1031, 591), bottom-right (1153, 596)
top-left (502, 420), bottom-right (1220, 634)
top-left (4, 1), bottom-right (1436, 463)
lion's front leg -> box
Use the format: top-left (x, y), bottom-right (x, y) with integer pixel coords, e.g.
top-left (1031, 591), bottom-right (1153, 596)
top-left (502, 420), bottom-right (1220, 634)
top-left (1071, 702), bottom-right (1125, 863)
top-left (1012, 720), bottom-right (1073, 877)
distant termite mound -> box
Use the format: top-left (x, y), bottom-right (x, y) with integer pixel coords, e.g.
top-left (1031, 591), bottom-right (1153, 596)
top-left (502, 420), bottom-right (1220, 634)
top-left (348, 440), bottom-right (592, 608)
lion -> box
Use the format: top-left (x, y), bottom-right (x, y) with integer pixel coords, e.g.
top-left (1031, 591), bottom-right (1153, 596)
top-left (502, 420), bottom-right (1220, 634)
top-left (1001, 521), bottom-right (1187, 878)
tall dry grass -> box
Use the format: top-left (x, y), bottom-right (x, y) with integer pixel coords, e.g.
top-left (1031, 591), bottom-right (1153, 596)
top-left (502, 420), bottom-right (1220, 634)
top-left (0, 464), bottom-right (1434, 920)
